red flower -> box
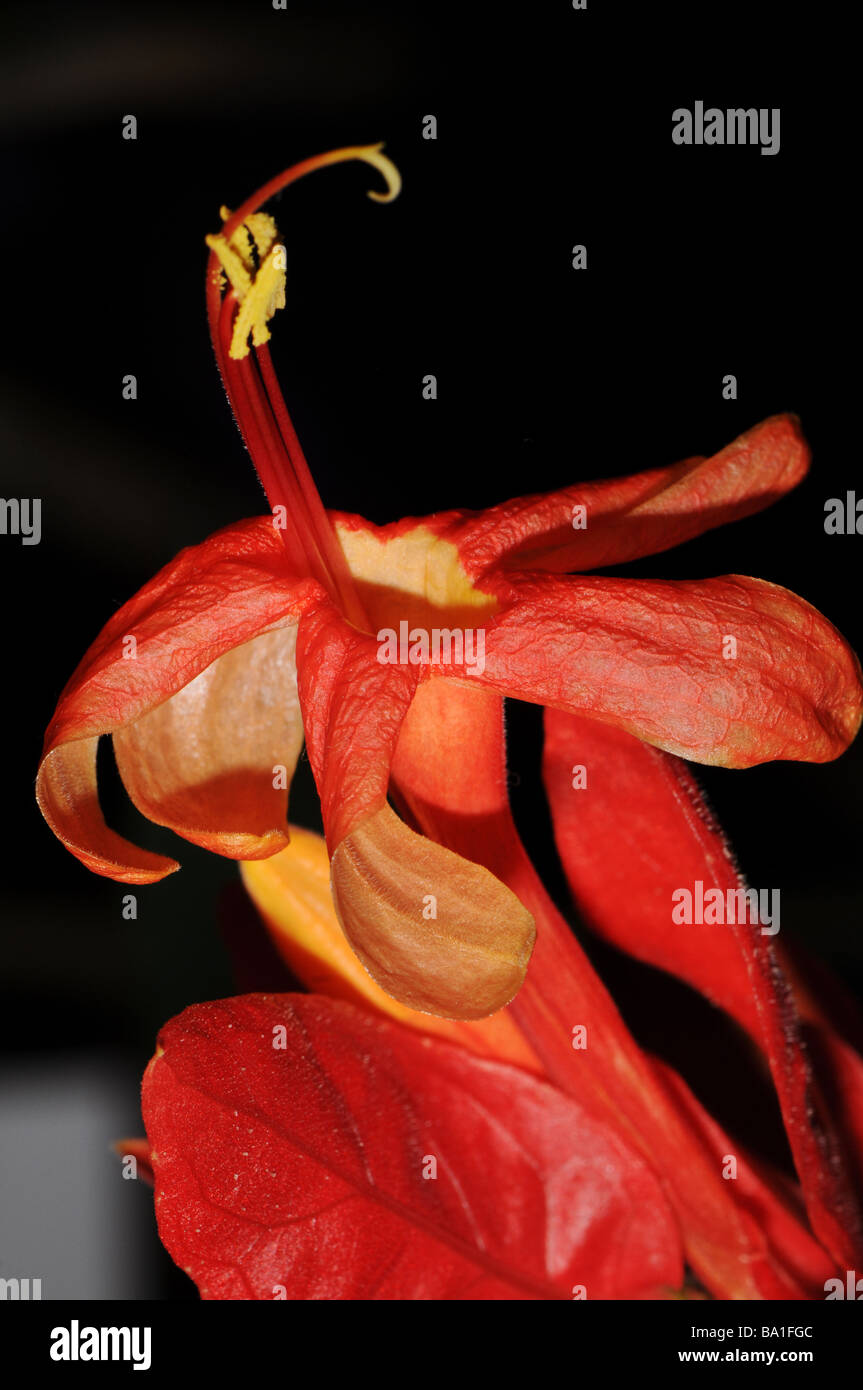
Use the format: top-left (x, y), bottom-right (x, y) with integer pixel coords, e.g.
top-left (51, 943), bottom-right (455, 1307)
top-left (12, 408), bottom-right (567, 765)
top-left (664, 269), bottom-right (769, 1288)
top-left (38, 145), bottom-right (863, 1297)
top-left (35, 151), bottom-right (861, 1024)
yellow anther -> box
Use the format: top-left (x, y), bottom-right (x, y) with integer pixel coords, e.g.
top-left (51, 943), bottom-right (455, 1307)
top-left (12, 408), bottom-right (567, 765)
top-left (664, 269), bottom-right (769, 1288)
top-left (206, 208), bottom-right (286, 359)
top-left (229, 243), bottom-right (286, 358)
top-left (205, 145), bottom-right (401, 360)
top-left (222, 207), bottom-right (280, 264)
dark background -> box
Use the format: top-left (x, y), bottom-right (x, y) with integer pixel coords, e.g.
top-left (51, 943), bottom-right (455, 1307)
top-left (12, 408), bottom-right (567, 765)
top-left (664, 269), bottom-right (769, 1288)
top-left (1, 1), bottom-right (858, 1298)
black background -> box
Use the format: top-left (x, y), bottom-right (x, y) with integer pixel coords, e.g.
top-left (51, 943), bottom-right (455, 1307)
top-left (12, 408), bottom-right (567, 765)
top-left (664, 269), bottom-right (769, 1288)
top-left (1, 1), bottom-right (858, 1300)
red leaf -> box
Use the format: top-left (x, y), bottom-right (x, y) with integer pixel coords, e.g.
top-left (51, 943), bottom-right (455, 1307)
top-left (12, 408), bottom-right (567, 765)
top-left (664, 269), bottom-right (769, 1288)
top-left (142, 993), bottom-right (683, 1300)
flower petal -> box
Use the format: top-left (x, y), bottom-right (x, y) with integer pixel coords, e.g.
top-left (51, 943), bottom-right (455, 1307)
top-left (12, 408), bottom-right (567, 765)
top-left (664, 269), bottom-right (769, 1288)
top-left (113, 627), bottom-right (303, 860)
top-left (330, 804), bottom-right (536, 1020)
top-left (241, 825), bottom-right (542, 1068)
top-left (37, 518), bottom-right (320, 881)
top-left (468, 571), bottom-right (863, 767)
top-left (37, 737), bottom-right (177, 883)
top-left (541, 711), bottom-right (758, 1027)
top-left (542, 708), bottom-right (863, 1270)
top-left (451, 414), bottom-right (809, 577)
top-left (390, 680), bottom-right (835, 1297)
top-left (296, 595), bottom-right (421, 849)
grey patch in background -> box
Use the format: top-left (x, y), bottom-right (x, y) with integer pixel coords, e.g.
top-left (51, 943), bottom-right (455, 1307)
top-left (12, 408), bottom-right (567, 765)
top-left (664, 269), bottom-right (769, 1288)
top-left (0, 1055), bottom-right (157, 1299)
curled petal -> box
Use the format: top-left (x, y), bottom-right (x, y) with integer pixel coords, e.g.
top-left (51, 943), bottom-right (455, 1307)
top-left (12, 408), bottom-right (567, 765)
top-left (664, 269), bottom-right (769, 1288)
top-left (36, 737), bottom-right (177, 884)
top-left (451, 414), bottom-right (810, 577)
top-left (37, 518), bottom-right (320, 881)
top-left (113, 628), bottom-right (303, 861)
top-left (330, 804), bottom-right (536, 1020)
top-left (468, 572), bottom-right (863, 767)
top-left (241, 825), bottom-right (542, 1069)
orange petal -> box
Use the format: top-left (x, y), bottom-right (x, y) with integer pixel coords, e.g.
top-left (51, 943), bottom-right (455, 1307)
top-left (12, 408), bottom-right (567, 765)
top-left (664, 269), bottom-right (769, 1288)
top-left (329, 804), bottom-right (536, 1020)
top-left (37, 517), bottom-right (320, 881)
top-left (452, 414), bottom-right (809, 577)
top-left (113, 628), bottom-right (302, 861)
top-left (36, 737), bottom-right (178, 883)
top-left (240, 825), bottom-right (542, 1070)
top-left (469, 572), bottom-right (863, 767)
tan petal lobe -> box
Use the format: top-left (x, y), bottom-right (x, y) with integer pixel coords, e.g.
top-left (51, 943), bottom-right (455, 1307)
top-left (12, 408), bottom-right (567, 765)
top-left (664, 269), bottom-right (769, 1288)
top-left (36, 738), bottom-right (179, 884)
top-left (330, 804), bottom-right (536, 1020)
top-left (113, 628), bottom-right (302, 859)
top-left (241, 825), bottom-right (543, 1070)
top-left (37, 517), bottom-right (319, 879)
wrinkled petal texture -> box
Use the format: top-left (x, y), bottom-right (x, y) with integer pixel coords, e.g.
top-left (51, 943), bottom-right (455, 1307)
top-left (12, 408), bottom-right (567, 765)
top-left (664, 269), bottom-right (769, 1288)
top-left (296, 593), bottom-right (422, 850)
top-left (451, 414), bottom-right (810, 577)
top-left (468, 572), bottom-right (863, 767)
top-left (37, 519), bottom-right (319, 881)
top-left (143, 993), bottom-right (683, 1300)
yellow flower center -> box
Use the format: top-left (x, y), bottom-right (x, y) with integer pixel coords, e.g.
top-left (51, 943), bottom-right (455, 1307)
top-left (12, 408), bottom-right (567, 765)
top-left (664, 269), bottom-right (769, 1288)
top-left (336, 523), bottom-right (499, 629)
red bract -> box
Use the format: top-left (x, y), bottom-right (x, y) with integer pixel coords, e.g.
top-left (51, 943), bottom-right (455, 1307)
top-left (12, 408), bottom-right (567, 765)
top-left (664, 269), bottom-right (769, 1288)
top-left (541, 711), bottom-right (863, 1269)
top-left (35, 145), bottom-right (863, 1299)
top-left (142, 994), bottom-right (684, 1300)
